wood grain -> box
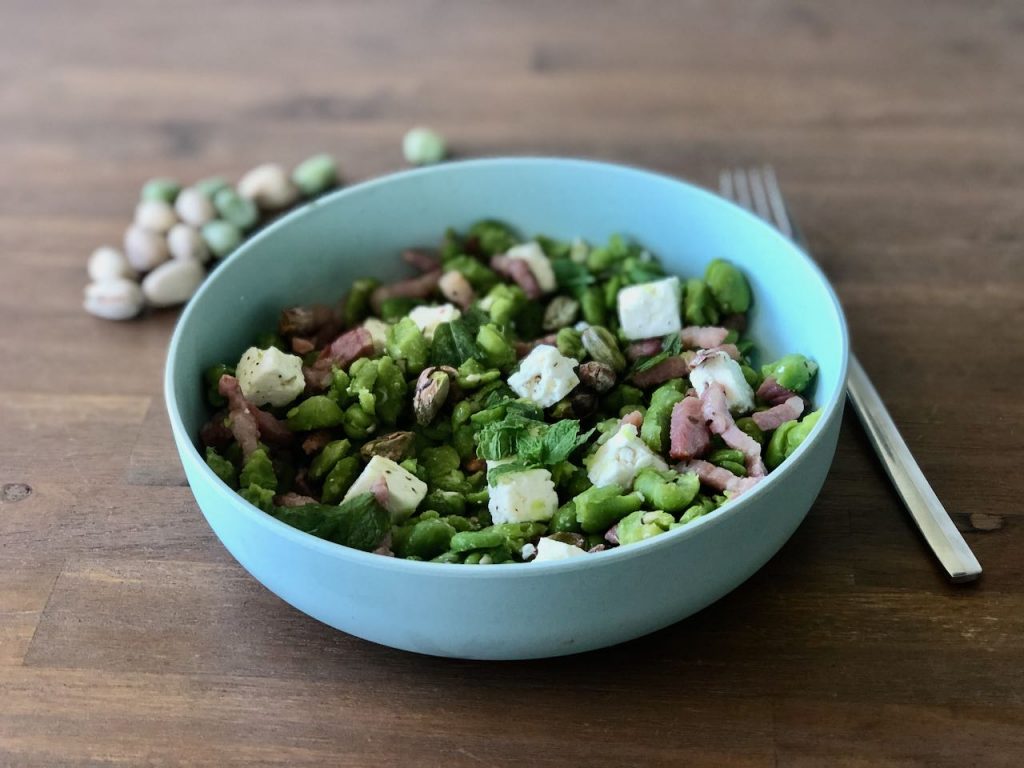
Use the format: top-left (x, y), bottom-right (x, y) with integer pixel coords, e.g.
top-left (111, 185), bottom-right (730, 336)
top-left (1, 0), bottom-right (1022, 765)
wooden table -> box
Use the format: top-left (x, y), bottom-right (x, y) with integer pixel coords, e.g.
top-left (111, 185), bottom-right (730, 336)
top-left (2, 1), bottom-right (1022, 765)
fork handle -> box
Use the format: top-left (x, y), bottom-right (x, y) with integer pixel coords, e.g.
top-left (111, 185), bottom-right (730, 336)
top-left (845, 354), bottom-right (982, 582)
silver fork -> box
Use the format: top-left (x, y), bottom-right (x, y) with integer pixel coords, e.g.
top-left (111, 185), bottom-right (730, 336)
top-left (720, 166), bottom-right (982, 583)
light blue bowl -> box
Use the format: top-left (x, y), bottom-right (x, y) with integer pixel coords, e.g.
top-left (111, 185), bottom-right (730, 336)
top-left (165, 158), bottom-right (849, 660)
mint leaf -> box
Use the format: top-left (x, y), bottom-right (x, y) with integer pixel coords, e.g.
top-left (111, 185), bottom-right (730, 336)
top-left (552, 260), bottom-right (596, 293)
top-left (633, 332), bottom-right (683, 374)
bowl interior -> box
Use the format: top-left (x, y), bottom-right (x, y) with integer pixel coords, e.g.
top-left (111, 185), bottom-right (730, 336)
top-left (168, 157), bottom-right (847, 542)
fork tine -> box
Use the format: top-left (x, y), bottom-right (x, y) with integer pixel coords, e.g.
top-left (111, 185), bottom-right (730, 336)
top-left (747, 167), bottom-right (774, 224)
top-left (732, 169), bottom-right (753, 211)
top-left (760, 165), bottom-right (794, 239)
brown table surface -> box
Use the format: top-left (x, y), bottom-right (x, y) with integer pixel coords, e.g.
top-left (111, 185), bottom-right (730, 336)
top-left (2, 1), bottom-right (1023, 765)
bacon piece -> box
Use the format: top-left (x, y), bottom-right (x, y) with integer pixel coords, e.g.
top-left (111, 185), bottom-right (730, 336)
top-left (756, 376), bottom-right (799, 407)
top-left (631, 355), bottom-right (690, 388)
top-left (669, 396), bottom-right (710, 461)
top-left (369, 269), bottom-right (442, 315)
top-left (700, 383), bottom-right (766, 477)
top-left (722, 313), bottom-right (747, 332)
top-left (402, 248), bottom-right (441, 273)
top-left (625, 338), bottom-right (663, 361)
top-left (372, 532), bottom-right (395, 557)
top-left (302, 430), bottom-right (334, 456)
top-left (619, 410), bottom-right (644, 430)
top-left (200, 411), bottom-right (233, 449)
top-left (320, 326), bottom-right (375, 369)
top-left (274, 492), bottom-right (318, 508)
top-left (370, 475), bottom-right (390, 510)
top-left (291, 336), bottom-right (315, 355)
top-left (679, 459), bottom-right (762, 497)
top-left (691, 344), bottom-right (741, 367)
top-left (604, 524), bottom-right (620, 546)
top-left (752, 396), bottom-right (804, 431)
top-left (491, 255), bottom-right (542, 299)
top-left (218, 374), bottom-right (261, 457)
top-left (252, 408), bottom-right (294, 448)
top-left (303, 365), bottom-right (334, 393)
top-left (680, 326), bottom-right (729, 350)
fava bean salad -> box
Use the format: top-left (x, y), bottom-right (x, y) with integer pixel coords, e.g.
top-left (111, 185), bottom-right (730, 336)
top-left (200, 221), bottom-right (820, 564)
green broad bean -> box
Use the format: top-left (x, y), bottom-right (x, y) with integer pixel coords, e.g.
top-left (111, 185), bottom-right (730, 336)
top-left (204, 363), bottom-right (233, 407)
top-left (255, 331), bottom-right (285, 352)
top-left (491, 521), bottom-right (547, 550)
top-left (741, 364), bottom-right (760, 389)
top-left (320, 455), bottom-right (362, 504)
top-left (327, 368), bottom-right (352, 404)
top-left (395, 517), bottom-right (457, 560)
top-left (617, 509), bottom-right (675, 546)
top-left (580, 285), bottom-right (607, 326)
top-left (287, 395), bottom-right (345, 431)
top-left (309, 439), bottom-right (352, 481)
top-left (534, 234), bottom-right (572, 260)
top-left (574, 485), bottom-right (645, 534)
top-left (483, 283), bottom-right (526, 326)
top-left (704, 258), bottom-right (751, 314)
top-left (680, 495), bottom-right (718, 524)
top-left (431, 551), bottom-right (463, 564)
top-left (555, 327), bottom-right (585, 360)
top-left (468, 219), bottom-right (518, 256)
top-left (457, 358), bottom-right (502, 388)
top-left (683, 278), bottom-right (720, 326)
top-left (421, 489), bottom-right (466, 517)
top-left (403, 127), bottom-right (447, 166)
top-left (343, 403), bottom-right (376, 440)
top-left (600, 384), bottom-right (644, 414)
top-left (707, 448), bottom-right (746, 466)
top-left (213, 187), bottom-right (259, 231)
top-left (204, 447), bottom-right (237, 488)
top-left (400, 458), bottom-right (427, 483)
top-left (550, 501), bottom-right (582, 533)
top-left (640, 381), bottom-right (685, 453)
top-left (344, 278), bottom-right (379, 328)
top-left (347, 356), bottom-right (408, 425)
top-left (420, 445), bottom-right (461, 482)
top-left (140, 177), bottom-right (181, 204)
top-left (201, 220), bottom-right (243, 259)
top-left (603, 275), bottom-right (623, 309)
top-left (718, 460), bottom-right (747, 477)
top-left (444, 256), bottom-right (499, 293)
top-left (386, 317), bottom-right (429, 374)
top-left (240, 484), bottom-right (274, 512)
top-left (240, 447), bottom-right (277, 492)
top-left (449, 528), bottom-right (505, 553)
top-left (633, 468), bottom-right (700, 513)
top-left (451, 399), bottom-right (478, 426)
top-left (735, 416), bottom-right (765, 446)
top-left (464, 547), bottom-right (514, 565)
top-left (476, 324), bottom-right (515, 370)
top-left (291, 153), bottom-right (338, 197)
top-left (765, 410), bottom-right (822, 469)
top-left (452, 424), bottom-right (475, 461)
top-left (760, 354), bottom-right (818, 393)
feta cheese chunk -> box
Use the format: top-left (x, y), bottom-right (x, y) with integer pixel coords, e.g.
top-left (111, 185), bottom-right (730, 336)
top-left (235, 346), bottom-right (305, 408)
top-left (487, 463), bottom-right (559, 525)
top-left (408, 303), bottom-right (461, 341)
top-left (507, 344), bottom-right (579, 408)
top-left (343, 455), bottom-right (427, 522)
top-left (506, 241), bottom-right (556, 293)
top-left (688, 349), bottom-right (756, 413)
top-left (617, 276), bottom-right (682, 341)
top-left (533, 537), bottom-right (588, 562)
top-left (587, 423), bottom-right (668, 489)
top-left (362, 317), bottom-right (391, 354)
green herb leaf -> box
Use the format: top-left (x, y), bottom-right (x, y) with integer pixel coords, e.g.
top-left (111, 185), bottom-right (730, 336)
top-left (552, 260), bottom-right (596, 293)
top-left (633, 332), bottom-right (682, 374)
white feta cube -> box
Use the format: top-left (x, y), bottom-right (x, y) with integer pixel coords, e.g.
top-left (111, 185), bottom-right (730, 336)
top-left (533, 537), bottom-right (588, 562)
top-left (343, 455), bottom-right (428, 522)
top-left (586, 423), bottom-right (668, 489)
top-left (408, 303), bottom-right (461, 341)
top-left (235, 346), bottom-right (305, 408)
top-left (506, 241), bottom-right (556, 293)
top-left (507, 344), bottom-right (579, 408)
top-left (362, 317), bottom-right (391, 354)
top-left (487, 464), bottom-right (559, 525)
top-left (617, 276), bottom-right (682, 341)
top-left (688, 350), bottom-right (756, 413)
